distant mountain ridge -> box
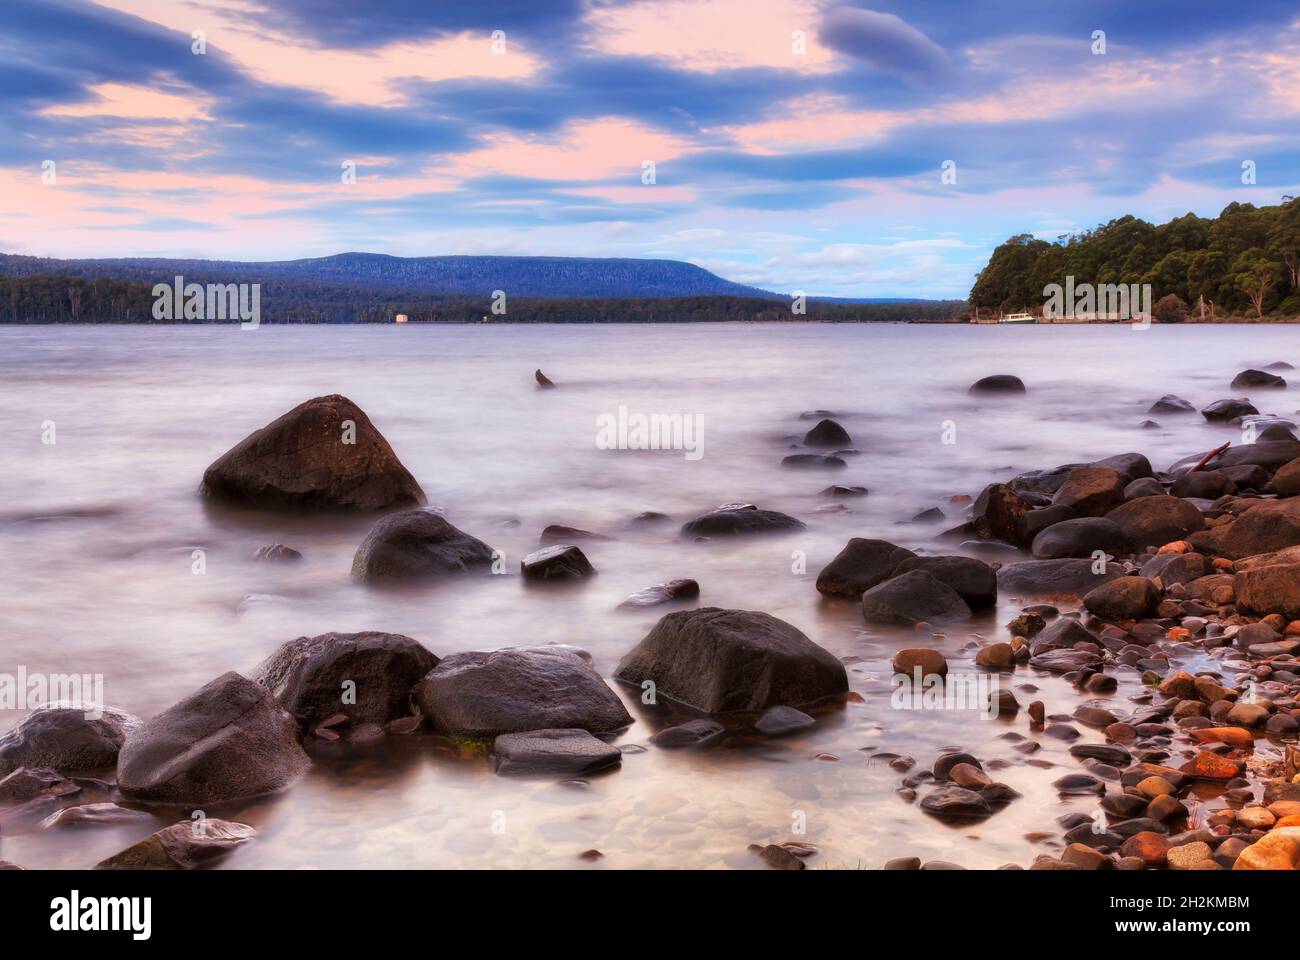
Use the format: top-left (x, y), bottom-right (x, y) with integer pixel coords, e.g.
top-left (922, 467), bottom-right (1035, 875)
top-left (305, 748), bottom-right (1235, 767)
top-left (0, 251), bottom-right (785, 300)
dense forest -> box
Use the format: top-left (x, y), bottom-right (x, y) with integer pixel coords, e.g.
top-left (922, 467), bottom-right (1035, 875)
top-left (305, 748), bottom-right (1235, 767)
top-left (969, 197), bottom-right (1300, 320)
top-left (0, 274), bottom-right (965, 324)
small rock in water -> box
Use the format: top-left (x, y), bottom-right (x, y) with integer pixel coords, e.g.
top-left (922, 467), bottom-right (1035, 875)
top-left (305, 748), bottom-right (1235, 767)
top-left (753, 706), bottom-right (816, 736)
top-left (749, 843), bottom-right (805, 870)
top-left (781, 453), bottom-right (846, 470)
top-left (539, 524), bottom-right (611, 546)
top-left (821, 485), bottom-right (868, 498)
top-left (802, 418), bottom-right (851, 447)
top-left (40, 802), bottom-right (156, 829)
top-left (969, 374), bottom-right (1026, 395)
top-left (535, 369), bottom-right (556, 388)
top-left (521, 545), bottom-right (596, 581)
top-left (252, 543), bottom-right (302, 562)
top-left (617, 578), bottom-right (699, 609)
top-left (492, 729), bottom-right (622, 777)
top-left (650, 719), bottom-right (726, 749)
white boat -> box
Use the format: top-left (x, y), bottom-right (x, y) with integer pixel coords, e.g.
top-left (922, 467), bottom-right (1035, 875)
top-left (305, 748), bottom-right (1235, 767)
top-left (998, 312), bottom-right (1036, 324)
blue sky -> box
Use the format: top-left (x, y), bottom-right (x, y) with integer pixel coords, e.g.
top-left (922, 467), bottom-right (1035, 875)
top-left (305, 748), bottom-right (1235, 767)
top-left (2, 0), bottom-right (1299, 297)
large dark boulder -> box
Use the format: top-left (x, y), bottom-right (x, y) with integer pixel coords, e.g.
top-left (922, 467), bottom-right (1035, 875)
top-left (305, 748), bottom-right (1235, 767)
top-left (201, 395), bottom-right (425, 511)
top-left (492, 729), bottom-right (622, 777)
top-left (1031, 517), bottom-right (1132, 560)
top-left (1201, 398), bottom-right (1258, 422)
top-left (0, 706), bottom-right (140, 777)
top-left (1051, 467), bottom-right (1125, 517)
top-left (996, 558), bottom-right (1122, 597)
top-left (614, 608), bottom-right (847, 714)
top-left (1231, 369), bottom-right (1286, 389)
top-left (1170, 470), bottom-right (1236, 499)
top-left (891, 555), bottom-right (997, 606)
top-left (969, 375), bottom-right (1026, 395)
top-left (861, 570), bottom-right (972, 625)
top-left (680, 507), bottom-right (805, 538)
top-left (1203, 498), bottom-right (1300, 559)
top-left (415, 648), bottom-right (631, 738)
top-left (351, 510), bottom-right (494, 583)
top-left (1270, 458), bottom-right (1300, 497)
top-left (816, 538), bottom-right (916, 600)
top-left (972, 483), bottom-right (1031, 542)
top-left (802, 419), bottom-right (851, 447)
top-left (1105, 496), bottom-right (1204, 549)
top-left (1091, 453), bottom-right (1154, 485)
top-left (117, 672), bottom-right (310, 804)
top-left (1082, 576), bottom-right (1160, 621)
top-left (253, 631), bottom-right (437, 730)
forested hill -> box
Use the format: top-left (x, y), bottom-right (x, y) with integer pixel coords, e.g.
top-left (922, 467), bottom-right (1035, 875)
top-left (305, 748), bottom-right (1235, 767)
top-left (0, 252), bottom-right (779, 300)
top-left (970, 198), bottom-right (1300, 319)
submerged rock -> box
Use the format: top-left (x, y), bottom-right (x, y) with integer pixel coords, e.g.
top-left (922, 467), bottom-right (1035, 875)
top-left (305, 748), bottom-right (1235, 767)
top-left (95, 819), bottom-right (256, 870)
top-left (415, 648), bottom-right (631, 738)
top-left (680, 507), bottom-right (805, 538)
top-left (535, 369), bottom-right (556, 388)
top-left (0, 705), bottom-right (141, 777)
top-left (251, 543), bottom-right (302, 562)
top-left (351, 510), bottom-right (495, 583)
top-left (816, 538), bottom-right (916, 600)
top-left (539, 524), bottom-right (611, 546)
top-left (1149, 394), bottom-right (1194, 414)
top-left (117, 672), bottom-right (310, 804)
top-left (649, 719), bottom-right (726, 749)
top-left (201, 394), bottom-right (425, 511)
top-left (253, 631), bottom-right (438, 730)
top-left (617, 578), bottom-right (699, 608)
top-left (614, 608), bottom-right (848, 714)
top-left (492, 729), bottom-right (621, 777)
top-left (781, 454), bottom-right (846, 469)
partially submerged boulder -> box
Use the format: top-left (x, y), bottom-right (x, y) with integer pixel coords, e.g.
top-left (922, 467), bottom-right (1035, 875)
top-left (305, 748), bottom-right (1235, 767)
top-left (1231, 369), bottom-right (1286, 389)
top-left (969, 375), bottom-right (1026, 395)
top-left (201, 395), bottom-right (425, 511)
top-left (680, 507), bottom-right (805, 538)
top-left (996, 559), bottom-right (1122, 598)
top-left (617, 578), bottom-right (699, 608)
top-left (117, 672), bottom-right (310, 804)
top-left (815, 538), bottom-right (916, 600)
top-left (96, 819), bottom-right (256, 870)
top-left (802, 418), bottom-right (851, 447)
top-left (861, 570), bottom-right (972, 626)
top-left (891, 555), bottom-right (997, 607)
top-left (971, 483), bottom-right (1030, 542)
top-left (614, 608), bottom-right (847, 714)
top-left (0, 705), bottom-right (141, 777)
top-left (521, 544), bottom-right (595, 581)
top-left (253, 631), bottom-right (438, 730)
top-left (351, 510), bottom-right (495, 583)
top-left (415, 648), bottom-right (631, 738)
top-left (492, 729), bottom-right (621, 777)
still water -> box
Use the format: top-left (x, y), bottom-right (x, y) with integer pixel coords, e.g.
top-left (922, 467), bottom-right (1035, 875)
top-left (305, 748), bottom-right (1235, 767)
top-left (0, 322), bottom-right (1295, 869)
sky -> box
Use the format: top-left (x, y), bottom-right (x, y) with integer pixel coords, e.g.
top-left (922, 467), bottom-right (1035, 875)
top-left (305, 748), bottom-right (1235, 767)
top-left (2, 0), bottom-right (1300, 298)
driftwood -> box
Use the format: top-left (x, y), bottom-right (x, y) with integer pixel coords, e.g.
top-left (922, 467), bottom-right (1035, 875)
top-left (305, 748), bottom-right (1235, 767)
top-left (1188, 441), bottom-right (1230, 474)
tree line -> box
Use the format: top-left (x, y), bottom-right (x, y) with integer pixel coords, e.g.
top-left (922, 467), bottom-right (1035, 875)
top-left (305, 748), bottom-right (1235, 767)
top-left (969, 197), bottom-right (1300, 320)
top-left (0, 274), bottom-right (965, 324)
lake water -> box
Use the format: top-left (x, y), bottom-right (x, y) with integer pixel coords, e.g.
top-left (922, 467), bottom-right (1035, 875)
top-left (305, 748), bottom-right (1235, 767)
top-left (1, 321), bottom-right (1296, 869)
